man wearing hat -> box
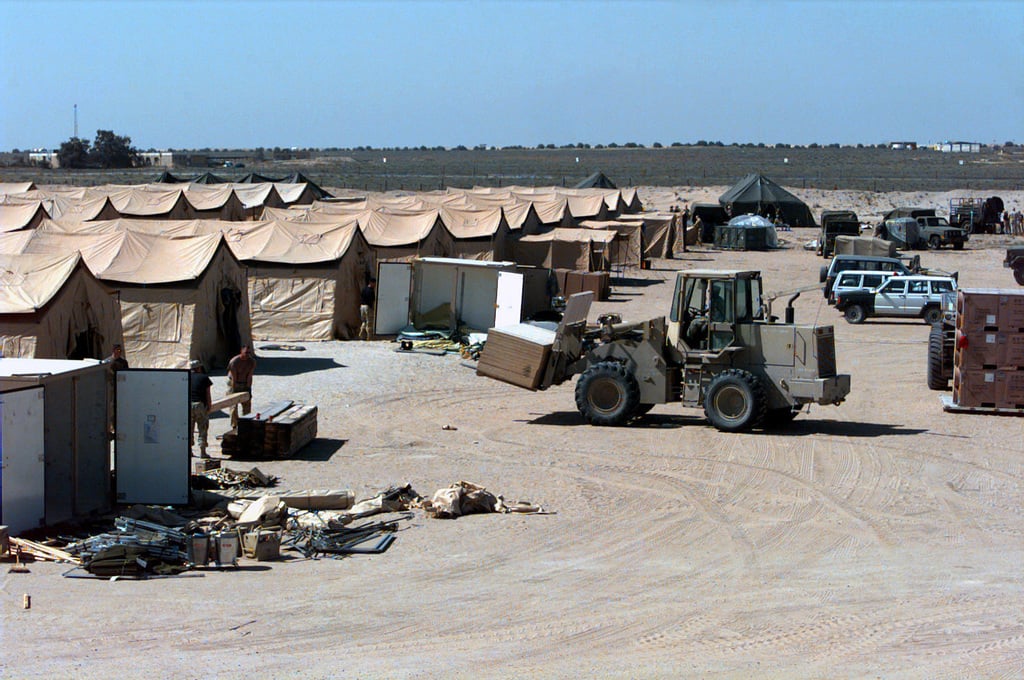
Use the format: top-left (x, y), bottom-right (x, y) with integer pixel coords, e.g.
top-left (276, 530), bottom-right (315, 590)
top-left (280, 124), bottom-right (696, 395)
top-left (189, 359), bottom-right (213, 458)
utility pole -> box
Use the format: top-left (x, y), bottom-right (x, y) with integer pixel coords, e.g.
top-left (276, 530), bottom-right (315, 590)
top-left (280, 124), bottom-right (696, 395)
top-left (74, 104), bottom-right (78, 138)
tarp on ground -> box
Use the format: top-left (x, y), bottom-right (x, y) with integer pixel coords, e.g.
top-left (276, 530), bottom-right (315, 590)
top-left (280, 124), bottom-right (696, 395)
top-left (718, 174), bottom-right (814, 227)
top-left (574, 172), bottom-right (617, 189)
top-left (0, 251), bottom-right (122, 360)
top-left (513, 228), bottom-right (616, 271)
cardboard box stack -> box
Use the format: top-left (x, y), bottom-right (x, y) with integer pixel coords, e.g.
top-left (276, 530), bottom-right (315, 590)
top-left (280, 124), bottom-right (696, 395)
top-left (953, 289), bottom-right (1024, 408)
top-left (557, 269), bottom-right (610, 301)
top-left (477, 323), bottom-right (556, 390)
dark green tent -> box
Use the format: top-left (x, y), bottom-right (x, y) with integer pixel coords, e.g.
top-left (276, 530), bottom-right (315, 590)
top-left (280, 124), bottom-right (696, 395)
top-left (718, 174), bottom-right (814, 227)
top-left (574, 172), bottom-right (617, 189)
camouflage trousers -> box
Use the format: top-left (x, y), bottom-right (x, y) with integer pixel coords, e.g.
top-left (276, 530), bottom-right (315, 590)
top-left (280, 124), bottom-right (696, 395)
top-left (190, 401), bottom-right (210, 454)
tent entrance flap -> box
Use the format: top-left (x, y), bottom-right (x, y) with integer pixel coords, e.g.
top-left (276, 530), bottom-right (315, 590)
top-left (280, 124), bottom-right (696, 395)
top-left (375, 262), bottom-right (413, 335)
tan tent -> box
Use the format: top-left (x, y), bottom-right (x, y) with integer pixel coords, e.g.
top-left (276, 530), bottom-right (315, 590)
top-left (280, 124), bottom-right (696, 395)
top-left (3, 229), bottom-right (251, 369)
top-left (180, 185), bottom-right (247, 221)
top-left (621, 187), bottom-right (643, 213)
top-left (618, 213), bottom-right (678, 258)
top-left (513, 228), bottom-right (616, 271)
top-left (0, 181), bottom-right (36, 195)
top-left (273, 183), bottom-right (320, 206)
top-left (232, 183), bottom-right (284, 219)
top-left (439, 206), bottom-right (511, 261)
top-left (577, 220), bottom-right (643, 268)
top-left (359, 209), bottom-right (453, 262)
top-left (224, 220), bottom-right (373, 341)
top-left (0, 251), bottom-right (122, 360)
top-left (0, 201), bottom-right (50, 232)
top-left (98, 186), bottom-right (197, 220)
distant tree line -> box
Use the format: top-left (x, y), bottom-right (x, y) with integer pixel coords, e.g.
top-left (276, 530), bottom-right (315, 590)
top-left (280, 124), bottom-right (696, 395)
top-left (57, 130), bottom-right (141, 169)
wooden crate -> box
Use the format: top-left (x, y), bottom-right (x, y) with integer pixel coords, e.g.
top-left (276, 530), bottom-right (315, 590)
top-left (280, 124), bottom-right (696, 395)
top-left (477, 323), bottom-right (555, 390)
top-left (233, 401), bottom-right (317, 458)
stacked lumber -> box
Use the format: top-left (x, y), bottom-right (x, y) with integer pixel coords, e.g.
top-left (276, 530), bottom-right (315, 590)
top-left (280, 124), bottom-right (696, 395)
top-left (230, 401), bottom-right (318, 458)
top-left (10, 537), bottom-right (80, 564)
top-left (953, 289), bottom-right (1024, 409)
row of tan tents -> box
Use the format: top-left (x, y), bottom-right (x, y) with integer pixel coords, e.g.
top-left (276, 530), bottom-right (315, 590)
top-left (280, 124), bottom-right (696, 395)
top-left (0, 182), bottom-right (680, 368)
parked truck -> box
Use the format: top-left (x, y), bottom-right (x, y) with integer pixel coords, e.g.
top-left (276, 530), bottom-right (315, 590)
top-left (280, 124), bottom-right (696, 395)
top-left (477, 270), bottom-right (851, 432)
top-left (949, 197), bottom-right (1004, 234)
top-left (1005, 247), bottom-right (1024, 285)
top-left (818, 210), bottom-right (861, 258)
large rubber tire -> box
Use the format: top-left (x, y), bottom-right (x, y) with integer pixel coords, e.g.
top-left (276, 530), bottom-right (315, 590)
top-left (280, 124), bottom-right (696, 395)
top-left (632, 403), bottom-right (655, 419)
top-left (703, 369), bottom-right (767, 432)
top-left (819, 265), bottom-right (829, 283)
top-left (844, 304), bottom-right (866, 324)
top-left (763, 406), bottom-right (800, 429)
top-left (575, 361), bottom-right (640, 427)
top-left (923, 306), bottom-right (943, 325)
top-left (1014, 265), bottom-right (1024, 286)
top-left (928, 235), bottom-right (941, 250)
top-left (927, 324), bottom-right (949, 391)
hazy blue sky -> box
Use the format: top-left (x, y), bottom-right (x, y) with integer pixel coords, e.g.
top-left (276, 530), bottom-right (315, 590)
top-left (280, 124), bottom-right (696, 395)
top-left (1, 0), bottom-right (1021, 151)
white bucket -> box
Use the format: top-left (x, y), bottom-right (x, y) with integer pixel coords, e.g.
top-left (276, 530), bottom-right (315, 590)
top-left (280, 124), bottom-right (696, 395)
top-left (215, 532), bottom-right (238, 567)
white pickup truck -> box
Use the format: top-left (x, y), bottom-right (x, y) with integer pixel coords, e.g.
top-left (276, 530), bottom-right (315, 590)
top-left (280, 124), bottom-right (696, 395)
top-left (834, 274), bottom-right (958, 324)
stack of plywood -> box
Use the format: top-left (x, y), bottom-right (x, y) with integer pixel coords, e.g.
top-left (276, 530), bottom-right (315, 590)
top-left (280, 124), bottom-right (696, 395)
top-left (228, 401), bottom-right (318, 458)
top-left (477, 323), bottom-right (556, 390)
top-left (953, 289), bottom-right (1024, 409)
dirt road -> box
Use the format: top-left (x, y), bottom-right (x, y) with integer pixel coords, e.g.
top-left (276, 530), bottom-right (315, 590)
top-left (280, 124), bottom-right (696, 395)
top-left (3, 228), bottom-right (1023, 678)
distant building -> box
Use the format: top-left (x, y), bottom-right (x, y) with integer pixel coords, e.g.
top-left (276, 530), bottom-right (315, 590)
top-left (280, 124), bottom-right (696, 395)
top-left (936, 141), bottom-right (981, 153)
top-left (889, 141), bottom-right (918, 150)
top-left (28, 150), bottom-right (59, 167)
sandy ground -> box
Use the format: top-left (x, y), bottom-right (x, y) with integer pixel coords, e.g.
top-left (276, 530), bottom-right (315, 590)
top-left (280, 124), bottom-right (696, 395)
top-left (4, 188), bottom-right (1024, 678)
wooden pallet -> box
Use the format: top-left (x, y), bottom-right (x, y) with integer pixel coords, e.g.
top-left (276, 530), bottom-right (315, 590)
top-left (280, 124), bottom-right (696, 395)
top-left (940, 394), bottom-right (1024, 416)
top-left (231, 401), bottom-right (318, 458)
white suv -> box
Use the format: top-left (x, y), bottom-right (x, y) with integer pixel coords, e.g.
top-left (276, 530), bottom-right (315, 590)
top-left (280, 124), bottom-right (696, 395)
top-left (834, 275), bottom-right (958, 324)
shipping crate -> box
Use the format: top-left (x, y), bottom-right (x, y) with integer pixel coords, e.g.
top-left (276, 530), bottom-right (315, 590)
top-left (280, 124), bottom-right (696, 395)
top-left (553, 268), bottom-right (570, 296)
top-left (477, 323), bottom-right (555, 390)
top-left (957, 289), bottom-right (1024, 331)
top-left (953, 367), bottom-right (999, 407)
top-left (193, 458), bottom-right (221, 475)
top-left (955, 329), bottom-right (1024, 369)
top-left (997, 369), bottom-right (1024, 407)
top-left (234, 402), bottom-right (317, 459)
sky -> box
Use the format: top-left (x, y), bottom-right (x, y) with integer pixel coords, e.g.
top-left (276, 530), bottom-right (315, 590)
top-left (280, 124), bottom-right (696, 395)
top-left (1, 0), bottom-right (1021, 151)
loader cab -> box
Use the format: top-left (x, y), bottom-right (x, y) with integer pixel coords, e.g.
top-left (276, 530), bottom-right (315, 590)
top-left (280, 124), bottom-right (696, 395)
top-left (669, 270), bottom-right (763, 353)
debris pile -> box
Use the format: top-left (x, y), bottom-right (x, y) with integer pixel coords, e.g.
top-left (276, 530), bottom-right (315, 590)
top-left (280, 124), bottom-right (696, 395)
top-left (2, 479), bottom-right (549, 582)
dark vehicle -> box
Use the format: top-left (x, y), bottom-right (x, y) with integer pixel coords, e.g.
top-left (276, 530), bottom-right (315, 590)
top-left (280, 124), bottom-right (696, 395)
top-left (950, 196), bottom-right (1003, 234)
top-left (818, 210), bottom-right (860, 258)
top-left (882, 207), bottom-right (935, 221)
top-left (691, 203), bottom-right (730, 243)
top-left (1005, 247), bottom-right (1024, 285)
top-left (820, 254), bottom-right (918, 301)
top-left (834, 275), bottom-right (956, 324)
top-left (926, 291), bottom-right (957, 390)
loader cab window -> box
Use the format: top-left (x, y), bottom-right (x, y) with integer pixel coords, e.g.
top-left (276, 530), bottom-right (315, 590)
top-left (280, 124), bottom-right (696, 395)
top-left (708, 279), bottom-right (736, 351)
top-left (735, 277), bottom-right (758, 323)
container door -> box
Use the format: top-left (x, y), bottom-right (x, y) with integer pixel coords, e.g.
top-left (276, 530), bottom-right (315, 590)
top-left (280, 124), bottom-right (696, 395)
top-left (115, 369), bottom-right (190, 505)
top-left (0, 387), bottom-right (45, 534)
top-left (494, 271), bottom-right (524, 329)
top-left (374, 262), bottom-right (413, 335)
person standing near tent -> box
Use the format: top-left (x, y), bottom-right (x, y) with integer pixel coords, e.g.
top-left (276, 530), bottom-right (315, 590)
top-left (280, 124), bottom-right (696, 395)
top-left (359, 278), bottom-right (376, 341)
top-left (227, 344), bottom-right (256, 428)
top-left (103, 343), bottom-right (129, 438)
top-left (189, 360), bottom-right (213, 458)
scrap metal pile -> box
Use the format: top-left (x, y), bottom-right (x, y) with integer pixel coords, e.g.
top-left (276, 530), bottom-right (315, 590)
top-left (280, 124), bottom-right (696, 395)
top-left (4, 476), bottom-right (548, 581)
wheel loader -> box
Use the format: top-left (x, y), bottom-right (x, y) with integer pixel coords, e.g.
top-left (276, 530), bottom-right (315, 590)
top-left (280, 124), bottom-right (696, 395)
top-left (480, 269), bottom-right (850, 432)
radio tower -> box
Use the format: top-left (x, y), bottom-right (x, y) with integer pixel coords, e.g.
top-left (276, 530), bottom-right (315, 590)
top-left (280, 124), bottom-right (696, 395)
top-left (74, 104), bottom-right (78, 138)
